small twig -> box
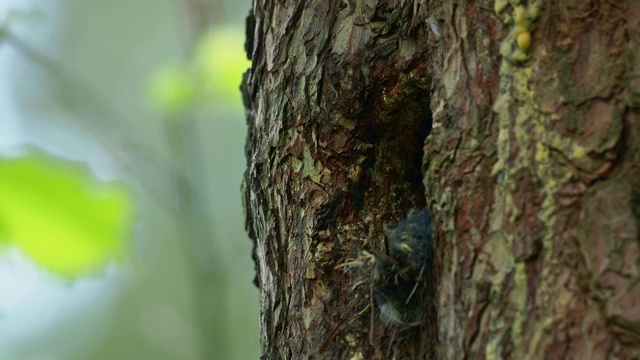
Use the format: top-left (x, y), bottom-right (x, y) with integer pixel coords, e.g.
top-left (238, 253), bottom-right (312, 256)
top-left (369, 261), bottom-right (376, 346)
top-left (405, 264), bottom-right (426, 304)
top-left (386, 327), bottom-right (398, 358)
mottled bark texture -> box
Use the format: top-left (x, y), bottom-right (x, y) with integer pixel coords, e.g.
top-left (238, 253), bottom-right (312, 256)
top-left (242, 0), bottom-right (640, 359)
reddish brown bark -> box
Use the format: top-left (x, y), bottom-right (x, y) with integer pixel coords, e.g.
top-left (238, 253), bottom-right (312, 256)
top-left (242, 1), bottom-right (640, 359)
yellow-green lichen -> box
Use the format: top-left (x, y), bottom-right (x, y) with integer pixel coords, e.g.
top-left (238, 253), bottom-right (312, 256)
top-left (494, 0), bottom-right (510, 15)
top-left (513, 25), bottom-right (528, 37)
top-left (306, 266), bottom-right (316, 279)
top-left (511, 261), bottom-right (528, 349)
top-left (535, 142), bottom-right (549, 161)
top-left (495, 0), bottom-right (540, 63)
top-left (516, 32), bottom-right (531, 50)
top-left (345, 333), bottom-right (357, 346)
top-left (489, 0), bottom-right (577, 352)
top-left (527, 2), bottom-right (540, 20)
top-left (513, 6), bottom-right (528, 27)
top-left (492, 53), bottom-right (577, 353)
top-left (572, 144), bottom-right (587, 159)
top-left (485, 337), bottom-right (500, 360)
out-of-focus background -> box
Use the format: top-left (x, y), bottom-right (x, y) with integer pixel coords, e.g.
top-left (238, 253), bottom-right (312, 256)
top-left (0, 0), bottom-right (258, 359)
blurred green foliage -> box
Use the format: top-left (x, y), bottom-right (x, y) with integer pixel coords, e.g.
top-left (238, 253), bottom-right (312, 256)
top-left (148, 27), bottom-right (250, 116)
top-left (148, 65), bottom-right (196, 115)
top-left (194, 27), bottom-right (250, 103)
top-left (0, 154), bottom-right (132, 277)
top-left (0, 1), bottom-right (258, 358)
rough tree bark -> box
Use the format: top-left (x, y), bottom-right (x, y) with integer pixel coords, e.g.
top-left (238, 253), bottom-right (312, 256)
top-left (242, 1), bottom-right (640, 359)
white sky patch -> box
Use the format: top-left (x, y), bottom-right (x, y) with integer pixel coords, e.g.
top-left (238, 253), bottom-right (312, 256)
top-left (0, 248), bottom-right (123, 358)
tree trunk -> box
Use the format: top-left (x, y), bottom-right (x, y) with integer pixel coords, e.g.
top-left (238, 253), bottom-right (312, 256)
top-left (242, 1), bottom-right (640, 359)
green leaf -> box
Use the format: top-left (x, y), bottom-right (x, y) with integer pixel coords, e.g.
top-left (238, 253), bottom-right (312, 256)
top-left (148, 65), bottom-right (196, 115)
top-left (194, 27), bottom-right (251, 104)
top-left (0, 154), bottom-right (133, 277)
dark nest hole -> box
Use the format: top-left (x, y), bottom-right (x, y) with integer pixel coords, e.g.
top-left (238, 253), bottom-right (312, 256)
top-left (349, 75), bottom-right (436, 358)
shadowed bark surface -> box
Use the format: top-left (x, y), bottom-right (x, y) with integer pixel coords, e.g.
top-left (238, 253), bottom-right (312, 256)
top-left (242, 1), bottom-right (640, 359)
